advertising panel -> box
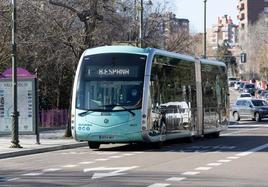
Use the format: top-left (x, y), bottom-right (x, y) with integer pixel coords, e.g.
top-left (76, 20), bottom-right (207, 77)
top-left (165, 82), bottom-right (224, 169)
top-left (0, 78), bottom-right (36, 134)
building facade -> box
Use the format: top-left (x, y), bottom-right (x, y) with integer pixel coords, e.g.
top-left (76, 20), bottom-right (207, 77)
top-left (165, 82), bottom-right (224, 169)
top-left (237, 0), bottom-right (268, 78)
top-left (163, 12), bottom-right (190, 35)
top-left (207, 15), bottom-right (238, 51)
top-left (238, 0), bottom-right (268, 31)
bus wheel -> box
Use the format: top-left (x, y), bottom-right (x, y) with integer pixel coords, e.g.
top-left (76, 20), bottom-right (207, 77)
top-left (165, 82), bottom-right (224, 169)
top-left (153, 141), bottom-right (164, 149)
top-left (212, 131), bottom-right (220, 138)
top-left (88, 141), bottom-right (100, 149)
top-left (185, 136), bottom-right (194, 143)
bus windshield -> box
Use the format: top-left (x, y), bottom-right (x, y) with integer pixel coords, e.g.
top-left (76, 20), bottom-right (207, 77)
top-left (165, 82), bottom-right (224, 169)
top-left (76, 53), bottom-right (146, 112)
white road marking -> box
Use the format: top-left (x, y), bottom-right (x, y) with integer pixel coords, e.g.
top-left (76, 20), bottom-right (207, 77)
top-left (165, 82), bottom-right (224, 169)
top-left (96, 152), bottom-right (119, 155)
top-left (207, 163), bottom-right (223, 166)
top-left (133, 152), bottom-right (144, 154)
top-left (182, 171), bottom-right (200, 176)
top-left (22, 172), bottom-right (43, 176)
top-left (78, 161), bottom-right (95, 165)
top-left (236, 143), bottom-right (268, 157)
top-left (219, 146), bottom-right (236, 149)
top-left (95, 158), bottom-right (109, 161)
top-left (218, 159), bottom-right (231, 163)
top-left (84, 166), bottom-right (139, 179)
top-left (229, 124), bottom-right (268, 128)
top-left (108, 155), bottom-right (123, 159)
top-left (62, 164), bottom-right (77, 168)
top-left (61, 151), bottom-right (93, 155)
top-left (147, 183), bottom-right (170, 187)
top-left (42, 168), bottom-right (62, 172)
top-left (224, 128), bottom-right (261, 136)
top-left (195, 167), bottom-right (212, 171)
top-left (166, 177), bottom-right (186, 181)
top-left (123, 153), bottom-right (135, 156)
top-left (7, 178), bottom-right (20, 181)
top-left (227, 156), bottom-right (240, 159)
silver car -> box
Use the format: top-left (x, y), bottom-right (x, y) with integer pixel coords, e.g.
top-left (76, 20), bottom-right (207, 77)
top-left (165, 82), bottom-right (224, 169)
top-left (232, 98), bottom-right (268, 122)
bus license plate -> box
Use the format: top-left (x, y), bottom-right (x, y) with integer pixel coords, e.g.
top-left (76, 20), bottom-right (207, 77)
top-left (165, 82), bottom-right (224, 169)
top-left (99, 135), bottom-right (114, 140)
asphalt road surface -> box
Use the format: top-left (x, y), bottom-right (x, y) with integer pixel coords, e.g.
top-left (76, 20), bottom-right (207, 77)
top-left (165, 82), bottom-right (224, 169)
top-left (1, 88), bottom-right (268, 187)
top-left (1, 120), bottom-right (268, 187)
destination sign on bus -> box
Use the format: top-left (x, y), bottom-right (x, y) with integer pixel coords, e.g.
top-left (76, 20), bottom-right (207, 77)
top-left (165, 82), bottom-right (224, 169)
top-left (86, 66), bottom-right (138, 78)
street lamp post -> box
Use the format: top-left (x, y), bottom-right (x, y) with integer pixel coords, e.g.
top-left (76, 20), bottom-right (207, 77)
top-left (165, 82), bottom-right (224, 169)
top-left (203, 0), bottom-right (207, 59)
top-left (10, 0), bottom-right (21, 148)
top-left (139, 0), bottom-right (144, 48)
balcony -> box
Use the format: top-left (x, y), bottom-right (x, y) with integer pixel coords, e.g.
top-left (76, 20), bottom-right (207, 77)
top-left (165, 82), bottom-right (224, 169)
top-left (239, 13), bottom-right (245, 20)
top-left (240, 3), bottom-right (245, 10)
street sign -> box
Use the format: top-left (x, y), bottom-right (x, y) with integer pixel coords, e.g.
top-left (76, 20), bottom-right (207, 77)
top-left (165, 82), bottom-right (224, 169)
top-left (240, 53), bottom-right (247, 63)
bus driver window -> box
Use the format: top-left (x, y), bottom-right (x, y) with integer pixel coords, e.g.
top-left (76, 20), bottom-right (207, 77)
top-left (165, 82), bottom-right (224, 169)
top-left (128, 86), bottom-right (142, 106)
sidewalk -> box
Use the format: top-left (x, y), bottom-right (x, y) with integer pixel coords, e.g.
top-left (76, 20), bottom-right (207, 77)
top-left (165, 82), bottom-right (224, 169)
top-left (0, 129), bottom-right (87, 159)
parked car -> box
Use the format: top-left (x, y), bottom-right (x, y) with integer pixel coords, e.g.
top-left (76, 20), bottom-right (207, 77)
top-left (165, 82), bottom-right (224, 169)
top-left (232, 98), bottom-right (268, 122)
top-left (234, 81), bottom-right (241, 90)
top-left (260, 90), bottom-right (268, 98)
top-left (239, 82), bottom-right (246, 92)
top-left (261, 93), bottom-right (268, 102)
top-left (228, 77), bottom-right (238, 87)
top-left (255, 89), bottom-right (264, 98)
top-left (239, 93), bottom-right (252, 98)
top-left (242, 83), bottom-right (256, 95)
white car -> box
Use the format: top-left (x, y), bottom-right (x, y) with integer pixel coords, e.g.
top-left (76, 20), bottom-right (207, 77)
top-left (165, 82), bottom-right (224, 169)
top-left (234, 81), bottom-right (241, 90)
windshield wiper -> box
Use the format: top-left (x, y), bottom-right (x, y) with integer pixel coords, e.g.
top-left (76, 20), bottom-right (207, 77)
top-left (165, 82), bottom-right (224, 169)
top-left (98, 104), bottom-right (135, 116)
top-left (78, 109), bottom-right (98, 116)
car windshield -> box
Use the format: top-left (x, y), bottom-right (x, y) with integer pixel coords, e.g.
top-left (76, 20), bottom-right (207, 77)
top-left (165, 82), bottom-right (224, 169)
top-left (252, 100), bottom-right (268, 106)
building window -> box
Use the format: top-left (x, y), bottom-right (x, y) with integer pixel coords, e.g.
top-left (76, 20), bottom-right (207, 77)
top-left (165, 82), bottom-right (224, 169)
top-left (240, 13), bottom-right (245, 20)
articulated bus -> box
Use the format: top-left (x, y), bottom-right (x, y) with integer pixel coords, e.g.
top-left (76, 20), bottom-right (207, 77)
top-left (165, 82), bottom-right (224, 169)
top-left (71, 46), bottom-right (229, 149)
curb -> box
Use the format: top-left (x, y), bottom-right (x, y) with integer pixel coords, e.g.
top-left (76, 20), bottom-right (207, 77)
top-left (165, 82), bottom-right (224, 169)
top-left (0, 142), bottom-right (88, 159)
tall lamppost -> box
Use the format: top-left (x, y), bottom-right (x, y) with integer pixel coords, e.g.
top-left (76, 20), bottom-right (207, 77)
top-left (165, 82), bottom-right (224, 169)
top-left (138, 0), bottom-right (152, 48)
top-left (139, 0), bottom-right (144, 48)
top-left (10, 0), bottom-right (21, 148)
top-left (203, 0), bottom-right (207, 59)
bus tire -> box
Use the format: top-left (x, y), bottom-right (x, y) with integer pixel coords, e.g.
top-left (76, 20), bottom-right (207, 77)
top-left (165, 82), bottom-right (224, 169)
top-left (153, 141), bottom-right (164, 149)
top-left (212, 131), bottom-right (220, 138)
top-left (88, 141), bottom-right (100, 149)
top-left (185, 136), bottom-right (194, 143)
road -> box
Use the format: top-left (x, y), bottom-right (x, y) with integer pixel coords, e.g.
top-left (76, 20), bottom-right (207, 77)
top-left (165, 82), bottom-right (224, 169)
top-left (1, 88), bottom-right (268, 187)
top-left (1, 121), bottom-right (268, 187)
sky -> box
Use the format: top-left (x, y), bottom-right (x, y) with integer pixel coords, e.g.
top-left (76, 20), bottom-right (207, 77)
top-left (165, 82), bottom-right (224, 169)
top-left (171, 0), bottom-right (238, 33)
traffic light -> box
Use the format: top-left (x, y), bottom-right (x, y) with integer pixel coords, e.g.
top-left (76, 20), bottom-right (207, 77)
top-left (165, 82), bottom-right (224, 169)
top-left (240, 53), bottom-right (247, 63)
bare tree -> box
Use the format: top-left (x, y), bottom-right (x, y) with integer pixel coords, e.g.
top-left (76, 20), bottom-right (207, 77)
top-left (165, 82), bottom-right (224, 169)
top-left (0, 2), bottom-right (11, 73)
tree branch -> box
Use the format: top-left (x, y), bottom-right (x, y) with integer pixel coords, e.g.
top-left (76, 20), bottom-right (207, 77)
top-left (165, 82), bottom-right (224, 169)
top-left (49, 0), bottom-right (79, 14)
